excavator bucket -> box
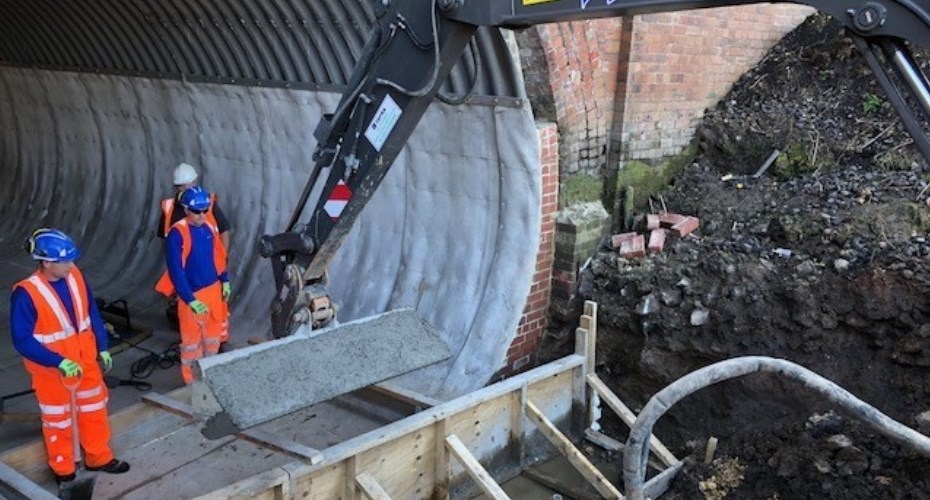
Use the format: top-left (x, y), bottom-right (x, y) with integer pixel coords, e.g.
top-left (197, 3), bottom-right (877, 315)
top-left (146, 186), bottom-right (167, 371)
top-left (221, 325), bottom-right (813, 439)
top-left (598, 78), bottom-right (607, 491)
top-left (192, 309), bottom-right (450, 436)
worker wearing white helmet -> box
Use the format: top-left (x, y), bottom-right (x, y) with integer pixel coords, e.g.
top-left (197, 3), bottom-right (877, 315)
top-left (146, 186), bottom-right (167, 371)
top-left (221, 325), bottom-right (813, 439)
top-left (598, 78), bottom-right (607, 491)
top-left (158, 163), bottom-right (230, 249)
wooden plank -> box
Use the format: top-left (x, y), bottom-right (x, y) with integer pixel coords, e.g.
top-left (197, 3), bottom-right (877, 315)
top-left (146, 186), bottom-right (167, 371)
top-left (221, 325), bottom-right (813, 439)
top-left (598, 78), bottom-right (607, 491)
top-left (581, 300), bottom-right (598, 373)
top-left (583, 428), bottom-right (623, 452)
top-left (524, 400), bottom-right (621, 500)
top-left (434, 419), bottom-right (450, 500)
top-left (573, 328), bottom-right (590, 435)
top-left (582, 301), bottom-right (600, 431)
top-left (0, 460), bottom-right (57, 500)
top-left (355, 472), bottom-right (393, 500)
top-left (142, 391), bottom-right (195, 418)
top-left (345, 456), bottom-right (358, 500)
top-left (371, 382), bottom-right (443, 409)
top-left (586, 374), bottom-right (679, 467)
top-left (95, 424), bottom-right (238, 499)
top-left (244, 429), bottom-right (325, 465)
top-left (510, 385), bottom-right (527, 466)
top-left (445, 434), bottom-right (510, 500)
top-left (283, 461), bottom-right (344, 500)
top-left (352, 425), bottom-right (437, 499)
top-left (142, 392), bottom-right (324, 464)
top-left (188, 466), bottom-right (289, 500)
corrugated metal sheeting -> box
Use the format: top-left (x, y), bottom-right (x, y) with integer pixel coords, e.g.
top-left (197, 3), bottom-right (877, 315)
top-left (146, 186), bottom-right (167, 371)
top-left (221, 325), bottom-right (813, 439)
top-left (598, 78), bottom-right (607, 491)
top-left (0, 0), bottom-right (523, 98)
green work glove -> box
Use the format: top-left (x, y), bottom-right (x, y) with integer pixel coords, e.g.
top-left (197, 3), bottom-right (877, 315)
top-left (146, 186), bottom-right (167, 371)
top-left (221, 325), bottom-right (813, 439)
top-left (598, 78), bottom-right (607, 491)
top-left (189, 300), bottom-right (209, 315)
top-left (222, 282), bottom-right (231, 302)
top-left (99, 351), bottom-right (113, 372)
top-left (58, 359), bottom-right (82, 378)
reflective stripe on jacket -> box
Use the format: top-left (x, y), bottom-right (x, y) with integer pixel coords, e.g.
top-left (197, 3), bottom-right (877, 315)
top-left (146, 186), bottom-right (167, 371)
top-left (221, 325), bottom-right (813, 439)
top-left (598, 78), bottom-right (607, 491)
top-left (14, 268), bottom-right (93, 373)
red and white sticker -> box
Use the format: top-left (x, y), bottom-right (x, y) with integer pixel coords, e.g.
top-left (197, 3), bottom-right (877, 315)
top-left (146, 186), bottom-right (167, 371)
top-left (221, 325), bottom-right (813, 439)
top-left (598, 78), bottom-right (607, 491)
top-left (324, 180), bottom-right (352, 221)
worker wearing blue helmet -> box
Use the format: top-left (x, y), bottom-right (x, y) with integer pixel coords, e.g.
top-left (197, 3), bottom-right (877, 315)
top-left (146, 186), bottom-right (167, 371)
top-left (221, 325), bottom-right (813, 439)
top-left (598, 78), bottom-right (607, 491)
top-left (155, 186), bottom-right (230, 384)
top-left (10, 228), bottom-right (130, 482)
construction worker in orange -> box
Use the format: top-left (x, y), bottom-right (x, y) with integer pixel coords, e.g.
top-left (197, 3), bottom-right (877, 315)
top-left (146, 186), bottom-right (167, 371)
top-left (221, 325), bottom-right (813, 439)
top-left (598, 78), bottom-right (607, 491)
top-left (10, 228), bottom-right (130, 484)
top-left (157, 162), bottom-right (232, 345)
top-left (155, 186), bottom-right (230, 384)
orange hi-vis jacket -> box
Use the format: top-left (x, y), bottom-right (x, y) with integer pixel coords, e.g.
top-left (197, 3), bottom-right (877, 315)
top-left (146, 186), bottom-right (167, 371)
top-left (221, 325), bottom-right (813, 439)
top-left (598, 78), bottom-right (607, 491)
top-left (155, 219), bottom-right (227, 298)
top-left (160, 193), bottom-right (219, 237)
top-left (15, 268), bottom-right (93, 374)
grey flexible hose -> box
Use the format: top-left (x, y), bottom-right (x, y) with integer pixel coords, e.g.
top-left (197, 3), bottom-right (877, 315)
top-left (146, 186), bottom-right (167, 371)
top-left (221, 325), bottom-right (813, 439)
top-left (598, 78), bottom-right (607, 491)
top-left (622, 356), bottom-right (930, 500)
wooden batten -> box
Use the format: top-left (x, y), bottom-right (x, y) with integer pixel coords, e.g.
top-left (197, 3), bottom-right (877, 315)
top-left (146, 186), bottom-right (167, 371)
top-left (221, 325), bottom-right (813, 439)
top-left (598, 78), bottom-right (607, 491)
top-left (370, 382), bottom-right (444, 409)
top-left (525, 400), bottom-right (622, 500)
top-left (586, 373), bottom-right (679, 468)
top-left (445, 434), bottom-right (510, 500)
top-left (356, 472), bottom-right (393, 499)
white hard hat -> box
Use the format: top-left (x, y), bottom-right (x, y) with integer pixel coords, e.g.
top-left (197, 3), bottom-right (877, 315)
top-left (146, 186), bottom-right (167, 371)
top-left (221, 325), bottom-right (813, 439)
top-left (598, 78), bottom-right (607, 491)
top-left (173, 162), bottom-right (198, 185)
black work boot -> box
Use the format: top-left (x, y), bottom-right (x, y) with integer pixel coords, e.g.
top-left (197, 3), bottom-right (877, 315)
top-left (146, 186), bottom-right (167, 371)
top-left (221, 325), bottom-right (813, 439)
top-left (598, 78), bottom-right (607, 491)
top-left (54, 472), bottom-right (76, 484)
top-left (86, 459), bottom-right (130, 474)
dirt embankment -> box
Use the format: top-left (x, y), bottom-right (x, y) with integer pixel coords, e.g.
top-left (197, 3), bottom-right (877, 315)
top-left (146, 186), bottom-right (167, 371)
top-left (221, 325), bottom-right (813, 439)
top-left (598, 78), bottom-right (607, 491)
top-left (551, 13), bottom-right (930, 499)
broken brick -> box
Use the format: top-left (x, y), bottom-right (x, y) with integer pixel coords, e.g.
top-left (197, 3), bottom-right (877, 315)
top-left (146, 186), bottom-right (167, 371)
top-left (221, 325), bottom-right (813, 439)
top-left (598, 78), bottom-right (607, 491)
top-left (671, 216), bottom-right (700, 237)
top-left (610, 232), bottom-right (638, 249)
top-left (646, 214), bottom-right (661, 230)
top-left (619, 235), bottom-right (646, 258)
top-left (659, 212), bottom-right (687, 228)
top-left (647, 228), bottom-right (666, 253)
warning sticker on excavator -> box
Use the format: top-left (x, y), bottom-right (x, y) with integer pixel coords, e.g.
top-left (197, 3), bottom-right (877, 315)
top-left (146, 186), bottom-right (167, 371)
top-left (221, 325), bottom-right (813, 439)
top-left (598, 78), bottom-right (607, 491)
top-left (324, 180), bottom-right (352, 221)
top-left (365, 94), bottom-right (402, 152)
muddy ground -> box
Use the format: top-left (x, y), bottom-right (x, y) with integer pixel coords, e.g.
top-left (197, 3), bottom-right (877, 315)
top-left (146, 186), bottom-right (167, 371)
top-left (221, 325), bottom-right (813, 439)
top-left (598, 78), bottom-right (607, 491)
top-left (542, 14), bottom-right (930, 499)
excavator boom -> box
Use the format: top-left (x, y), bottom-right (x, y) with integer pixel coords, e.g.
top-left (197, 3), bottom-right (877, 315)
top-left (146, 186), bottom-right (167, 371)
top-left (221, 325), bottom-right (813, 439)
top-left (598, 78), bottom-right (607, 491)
top-left (260, 0), bottom-right (930, 339)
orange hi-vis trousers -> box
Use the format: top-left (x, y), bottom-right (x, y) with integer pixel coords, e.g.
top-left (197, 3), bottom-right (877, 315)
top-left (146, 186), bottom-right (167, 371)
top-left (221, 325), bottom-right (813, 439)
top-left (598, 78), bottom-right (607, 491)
top-left (178, 281), bottom-right (225, 384)
top-left (27, 331), bottom-right (114, 476)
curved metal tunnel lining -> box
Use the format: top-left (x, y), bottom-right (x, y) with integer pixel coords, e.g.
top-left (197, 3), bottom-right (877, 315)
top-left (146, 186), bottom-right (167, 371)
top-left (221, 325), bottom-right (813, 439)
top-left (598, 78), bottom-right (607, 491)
top-left (0, 0), bottom-right (524, 98)
top-left (0, 1), bottom-right (539, 397)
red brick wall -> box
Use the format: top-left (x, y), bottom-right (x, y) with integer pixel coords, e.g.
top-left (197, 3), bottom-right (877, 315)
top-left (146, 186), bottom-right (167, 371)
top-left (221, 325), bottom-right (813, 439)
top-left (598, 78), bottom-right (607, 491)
top-left (621, 5), bottom-right (815, 161)
top-left (517, 5), bottom-right (814, 178)
top-left (504, 122), bottom-right (559, 374)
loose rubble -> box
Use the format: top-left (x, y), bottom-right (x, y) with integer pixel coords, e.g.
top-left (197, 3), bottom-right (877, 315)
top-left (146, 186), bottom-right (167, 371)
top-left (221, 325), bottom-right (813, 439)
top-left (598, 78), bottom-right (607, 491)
top-left (556, 13), bottom-right (930, 499)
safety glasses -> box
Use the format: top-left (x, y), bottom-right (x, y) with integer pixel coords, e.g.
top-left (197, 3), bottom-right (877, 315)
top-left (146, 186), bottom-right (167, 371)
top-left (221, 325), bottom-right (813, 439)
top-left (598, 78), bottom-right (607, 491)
top-left (188, 208), bottom-right (208, 215)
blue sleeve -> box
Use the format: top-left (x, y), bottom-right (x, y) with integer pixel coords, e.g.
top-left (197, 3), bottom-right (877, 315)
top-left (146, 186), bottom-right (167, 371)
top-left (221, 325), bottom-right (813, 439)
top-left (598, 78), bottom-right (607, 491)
top-left (85, 282), bottom-right (109, 353)
top-left (10, 287), bottom-right (64, 368)
top-left (166, 228), bottom-right (196, 303)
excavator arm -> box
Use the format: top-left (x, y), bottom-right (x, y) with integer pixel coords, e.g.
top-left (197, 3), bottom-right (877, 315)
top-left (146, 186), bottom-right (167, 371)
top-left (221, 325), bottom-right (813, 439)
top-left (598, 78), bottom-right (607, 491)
top-left (260, 0), bottom-right (930, 338)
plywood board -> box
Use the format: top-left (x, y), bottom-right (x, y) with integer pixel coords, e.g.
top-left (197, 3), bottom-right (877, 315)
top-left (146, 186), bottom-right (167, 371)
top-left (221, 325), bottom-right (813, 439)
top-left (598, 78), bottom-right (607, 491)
top-left (355, 426), bottom-right (438, 499)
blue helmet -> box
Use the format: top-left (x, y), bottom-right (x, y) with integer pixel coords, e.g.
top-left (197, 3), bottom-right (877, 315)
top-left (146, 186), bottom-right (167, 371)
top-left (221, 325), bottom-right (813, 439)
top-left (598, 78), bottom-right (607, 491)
top-left (26, 228), bottom-right (80, 262)
top-left (180, 186), bottom-right (211, 212)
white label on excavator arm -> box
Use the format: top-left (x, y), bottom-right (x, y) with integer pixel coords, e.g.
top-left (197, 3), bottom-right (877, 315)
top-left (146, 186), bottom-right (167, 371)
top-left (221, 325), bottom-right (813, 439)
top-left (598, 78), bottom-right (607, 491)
top-left (364, 94), bottom-right (402, 152)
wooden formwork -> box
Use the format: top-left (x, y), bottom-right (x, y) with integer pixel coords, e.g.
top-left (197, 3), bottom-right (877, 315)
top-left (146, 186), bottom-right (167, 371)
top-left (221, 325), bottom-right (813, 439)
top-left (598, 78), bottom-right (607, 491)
top-left (0, 301), bottom-right (681, 499)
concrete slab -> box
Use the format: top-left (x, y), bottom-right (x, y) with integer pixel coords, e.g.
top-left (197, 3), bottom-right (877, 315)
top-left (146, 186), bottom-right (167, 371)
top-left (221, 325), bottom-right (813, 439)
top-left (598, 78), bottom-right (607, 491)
top-left (193, 309), bottom-right (451, 430)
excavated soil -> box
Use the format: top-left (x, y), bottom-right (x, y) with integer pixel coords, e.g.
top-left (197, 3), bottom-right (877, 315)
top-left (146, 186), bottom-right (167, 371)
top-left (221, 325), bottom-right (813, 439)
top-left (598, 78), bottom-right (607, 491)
top-left (544, 14), bottom-right (930, 499)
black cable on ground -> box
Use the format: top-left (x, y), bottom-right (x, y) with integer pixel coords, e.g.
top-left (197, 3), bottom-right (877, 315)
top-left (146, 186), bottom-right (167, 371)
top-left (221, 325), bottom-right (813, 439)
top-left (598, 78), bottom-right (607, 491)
top-left (97, 297), bottom-right (181, 391)
top-left (103, 323), bottom-right (180, 392)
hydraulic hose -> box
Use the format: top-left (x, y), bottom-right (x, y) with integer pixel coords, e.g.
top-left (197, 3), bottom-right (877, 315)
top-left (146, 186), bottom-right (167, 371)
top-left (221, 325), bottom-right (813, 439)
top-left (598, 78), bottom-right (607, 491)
top-left (622, 356), bottom-right (930, 500)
